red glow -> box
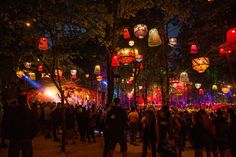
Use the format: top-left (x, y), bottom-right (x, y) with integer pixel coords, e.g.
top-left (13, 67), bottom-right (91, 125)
top-left (38, 37), bottom-right (48, 51)
top-left (226, 28), bottom-right (236, 44)
top-left (38, 65), bottom-right (43, 72)
top-left (190, 44), bottom-right (198, 54)
top-left (219, 48), bottom-right (225, 55)
top-left (123, 28), bottom-right (130, 39)
top-left (199, 88), bottom-right (204, 95)
top-left (111, 55), bottom-right (120, 67)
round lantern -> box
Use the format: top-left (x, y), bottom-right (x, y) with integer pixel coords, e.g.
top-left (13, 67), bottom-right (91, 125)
top-left (16, 70), bottom-right (25, 78)
top-left (135, 54), bottom-right (143, 62)
top-left (38, 65), bottom-right (43, 72)
top-left (123, 28), bottom-right (130, 39)
top-left (221, 87), bottom-right (230, 94)
top-left (226, 28), bottom-right (236, 44)
top-left (199, 88), bottom-right (204, 95)
top-left (190, 44), bottom-right (198, 54)
top-left (96, 75), bottom-right (102, 82)
top-left (111, 55), bottom-right (120, 67)
top-left (38, 37), bottom-right (48, 51)
top-left (192, 57), bottom-right (209, 73)
top-left (195, 83), bottom-right (202, 89)
top-left (117, 48), bottom-right (137, 65)
top-left (94, 65), bottom-right (101, 75)
top-left (212, 84), bottom-right (218, 90)
top-left (219, 48), bottom-right (225, 55)
top-left (128, 40), bottom-right (135, 47)
top-left (168, 38), bottom-right (177, 47)
top-left (85, 74), bottom-right (90, 78)
top-left (134, 24), bottom-right (148, 39)
top-left (28, 72), bottom-right (36, 80)
top-left (24, 62), bottom-right (31, 69)
top-left (180, 72), bottom-right (189, 83)
top-left (70, 69), bottom-right (77, 79)
top-left (148, 28), bottom-right (162, 47)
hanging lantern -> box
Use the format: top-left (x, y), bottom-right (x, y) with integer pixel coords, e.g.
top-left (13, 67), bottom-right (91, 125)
top-left (134, 24), bottom-right (148, 39)
top-left (24, 62), bottom-right (31, 69)
top-left (148, 28), bottom-right (162, 47)
top-left (219, 48), bottom-right (225, 55)
top-left (130, 76), bottom-right (134, 81)
top-left (168, 38), bottom-right (177, 47)
top-left (94, 65), bottom-right (101, 75)
top-left (199, 88), bottom-right (204, 95)
top-left (123, 28), bottom-right (130, 39)
top-left (96, 75), bottom-right (102, 82)
top-left (85, 74), bottom-right (90, 78)
top-left (117, 48), bottom-right (137, 65)
top-left (38, 37), bottom-right (48, 51)
top-left (221, 87), bottom-right (230, 94)
top-left (192, 57), bottom-right (209, 73)
top-left (16, 70), bottom-right (25, 78)
top-left (212, 84), bottom-right (218, 90)
top-left (111, 55), bottom-right (120, 67)
top-left (226, 28), bottom-right (236, 44)
top-left (195, 83), bottom-right (202, 89)
top-left (128, 40), bottom-right (135, 47)
top-left (54, 70), bottom-right (63, 79)
top-left (190, 44), bottom-right (198, 54)
top-left (70, 69), bottom-right (77, 79)
top-left (28, 72), bottom-right (36, 80)
top-left (140, 63), bottom-right (144, 69)
top-left (135, 54), bottom-right (143, 62)
top-left (180, 72), bottom-right (189, 83)
top-left (38, 65), bottom-right (43, 72)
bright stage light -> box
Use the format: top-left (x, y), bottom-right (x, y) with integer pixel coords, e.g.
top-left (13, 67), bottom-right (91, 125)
top-left (43, 88), bottom-right (60, 102)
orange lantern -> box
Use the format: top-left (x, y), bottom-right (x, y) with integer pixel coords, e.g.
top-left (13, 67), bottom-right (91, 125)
top-left (135, 54), bottom-right (143, 62)
top-left (190, 44), bottom-right (198, 54)
top-left (226, 28), bottom-right (236, 44)
top-left (192, 57), bottom-right (209, 73)
top-left (117, 48), bottom-right (137, 65)
top-left (96, 75), bottom-right (102, 82)
top-left (38, 37), bottom-right (48, 51)
top-left (123, 28), bottom-right (130, 39)
top-left (38, 65), bottom-right (43, 72)
top-left (28, 72), bottom-right (36, 80)
top-left (148, 28), bottom-right (162, 47)
top-left (94, 65), bottom-right (101, 75)
top-left (199, 88), bottom-right (204, 95)
top-left (221, 87), bottom-right (230, 94)
top-left (134, 24), bottom-right (148, 39)
top-left (111, 55), bottom-right (120, 67)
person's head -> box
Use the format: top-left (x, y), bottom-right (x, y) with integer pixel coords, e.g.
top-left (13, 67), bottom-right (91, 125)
top-left (113, 98), bottom-right (120, 106)
top-left (17, 95), bottom-right (27, 107)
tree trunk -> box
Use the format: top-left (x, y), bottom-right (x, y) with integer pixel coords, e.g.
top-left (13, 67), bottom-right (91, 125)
top-left (60, 90), bottom-right (66, 152)
top-left (106, 48), bottom-right (114, 105)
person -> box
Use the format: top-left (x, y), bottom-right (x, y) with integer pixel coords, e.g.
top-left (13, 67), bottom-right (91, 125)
top-left (105, 98), bottom-right (128, 157)
top-left (228, 110), bottom-right (236, 157)
top-left (5, 95), bottom-right (38, 157)
top-left (128, 107), bottom-right (139, 144)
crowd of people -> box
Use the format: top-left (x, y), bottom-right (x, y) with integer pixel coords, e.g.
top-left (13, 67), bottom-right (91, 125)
top-left (0, 96), bottom-right (236, 157)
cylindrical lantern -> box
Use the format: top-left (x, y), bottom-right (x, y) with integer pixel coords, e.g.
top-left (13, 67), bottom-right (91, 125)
top-left (96, 75), bottom-right (102, 82)
top-left (148, 28), bottom-right (162, 47)
top-left (192, 57), bottom-right (209, 73)
top-left (212, 84), bottom-right (218, 90)
top-left (195, 83), bottom-right (202, 89)
top-left (168, 38), bottom-right (177, 47)
top-left (117, 48), bottom-right (137, 65)
top-left (28, 72), bottom-right (36, 80)
top-left (24, 62), bottom-right (31, 69)
top-left (111, 55), bottom-right (120, 67)
top-left (128, 40), bottom-right (135, 47)
top-left (85, 74), bottom-right (90, 78)
top-left (134, 24), bottom-right (148, 39)
top-left (70, 69), bottom-right (77, 79)
top-left (16, 70), bottom-right (25, 78)
top-left (55, 70), bottom-right (63, 79)
top-left (199, 88), bottom-right (204, 95)
top-left (190, 44), bottom-right (198, 54)
top-left (226, 28), bottom-right (236, 44)
top-left (123, 28), bottom-right (130, 39)
top-left (219, 48), bottom-right (225, 55)
top-left (94, 65), bottom-right (101, 75)
top-left (180, 72), bottom-right (189, 83)
top-left (135, 54), bottom-right (143, 62)
top-left (38, 65), bottom-right (43, 72)
top-left (38, 37), bottom-right (48, 51)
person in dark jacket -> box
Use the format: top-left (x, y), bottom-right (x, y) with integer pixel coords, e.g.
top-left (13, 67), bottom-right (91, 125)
top-left (5, 95), bottom-right (38, 157)
top-left (228, 111), bottom-right (236, 157)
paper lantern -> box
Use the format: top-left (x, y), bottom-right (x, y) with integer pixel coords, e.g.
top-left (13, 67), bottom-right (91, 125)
top-left (38, 37), bottom-right (48, 51)
top-left (24, 62), bottom-right (31, 68)
top-left (226, 28), bottom-right (236, 44)
top-left (70, 69), bottom-right (77, 79)
top-left (123, 28), bottom-right (130, 39)
top-left (38, 65), bottom-right (43, 72)
top-left (212, 84), bottom-right (218, 90)
top-left (148, 28), bottom-right (162, 47)
top-left (192, 57), bottom-right (209, 73)
top-left (111, 55), bottom-right (120, 67)
top-left (134, 24), bottom-right (148, 39)
top-left (94, 65), bottom-right (101, 75)
top-left (219, 48), bottom-right (225, 55)
top-left (55, 70), bottom-right (63, 79)
top-left (180, 72), bottom-right (189, 83)
top-left (16, 70), bottom-right (24, 78)
top-left (85, 74), bottom-right (90, 78)
top-left (168, 38), bottom-right (177, 47)
top-left (199, 88), bottom-right (204, 95)
top-left (117, 48), bottom-right (137, 65)
top-left (190, 44), bottom-right (198, 54)
top-left (135, 54), bottom-right (143, 62)
top-left (29, 72), bottom-right (36, 80)
top-left (195, 83), bottom-right (202, 89)
top-left (140, 63), bottom-right (144, 69)
top-left (128, 40), bottom-right (135, 47)
top-left (96, 75), bottom-right (102, 82)
top-left (221, 87), bottom-right (230, 94)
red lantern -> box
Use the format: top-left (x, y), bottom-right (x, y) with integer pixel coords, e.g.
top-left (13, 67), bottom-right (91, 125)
top-left (226, 28), bottom-right (236, 44)
top-left (140, 63), bottom-right (144, 69)
top-left (190, 44), bottom-right (198, 54)
top-left (38, 65), bottom-right (43, 72)
top-left (199, 88), bottom-right (204, 95)
top-left (117, 48), bottom-right (136, 65)
top-left (38, 37), bottom-right (48, 51)
top-left (111, 55), bottom-right (120, 67)
top-left (123, 28), bottom-right (130, 39)
top-left (219, 48), bottom-right (225, 55)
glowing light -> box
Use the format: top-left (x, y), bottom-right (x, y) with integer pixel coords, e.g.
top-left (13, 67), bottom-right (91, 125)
top-left (192, 57), bottom-right (209, 73)
top-left (168, 38), bottom-right (177, 47)
top-left (44, 88), bottom-right (60, 102)
top-left (128, 40), bottom-right (135, 47)
top-left (195, 83), bottom-right (201, 89)
top-left (16, 70), bottom-right (25, 78)
top-left (212, 84), bottom-right (218, 90)
top-left (25, 22), bottom-right (31, 27)
top-left (23, 75), bottom-right (41, 89)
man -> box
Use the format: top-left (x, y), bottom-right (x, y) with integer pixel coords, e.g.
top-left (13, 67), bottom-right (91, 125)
top-left (5, 95), bottom-right (38, 157)
top-left (105, 98), bottom-right (128, 157)
top-left (128, 107), bottom-right (139, 144)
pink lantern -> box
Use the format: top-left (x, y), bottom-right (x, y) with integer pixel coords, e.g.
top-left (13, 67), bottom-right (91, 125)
top-left (38, 37), bottom-right (48, 51)
top-left (190, 44), bottom-right (198, 54)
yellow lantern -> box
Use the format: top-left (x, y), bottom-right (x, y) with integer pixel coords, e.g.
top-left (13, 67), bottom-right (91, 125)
top-left (28, 72), bottom-right (36, 80)
top-left (96, 75), bottom-right (102, 82)
top-left (16, 70), bottom-right (25, 78)
top-left (221, 87), bottom-right (230, 94)
top-left (180, 72), bottom-right (189, 83)
top-left (134, 24), bottom-right (148, 39)
top-left (212, 84), bottom-right (218, 90)
top-left (192, 57), bottom-right (209, 73)
top-left (148, 28), bottom-right (162, 47)
top-left (94, 65), bottom-right (101, 75)
top-left (117, 48), bottom-right (137, 65)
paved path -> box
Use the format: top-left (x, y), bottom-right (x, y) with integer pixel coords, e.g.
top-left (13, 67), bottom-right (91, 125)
top-left (0, 134), bottom-right (195, 157)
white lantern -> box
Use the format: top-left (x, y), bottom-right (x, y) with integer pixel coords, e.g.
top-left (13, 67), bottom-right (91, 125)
top-left (195, 83), bottom-right (202, 89)
top-left (128, 40), bottom-right (135, 47)
top-left (24, 62), bottom-right (31, 69)
top-left (168, 38), bottom-right (177, 47)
